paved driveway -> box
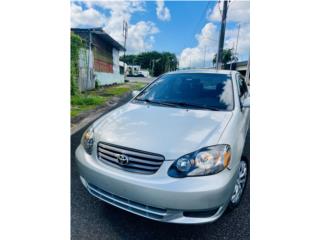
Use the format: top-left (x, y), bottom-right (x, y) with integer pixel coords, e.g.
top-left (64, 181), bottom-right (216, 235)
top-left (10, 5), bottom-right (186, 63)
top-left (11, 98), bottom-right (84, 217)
top-left (71, 102), bottom-right (250, 240)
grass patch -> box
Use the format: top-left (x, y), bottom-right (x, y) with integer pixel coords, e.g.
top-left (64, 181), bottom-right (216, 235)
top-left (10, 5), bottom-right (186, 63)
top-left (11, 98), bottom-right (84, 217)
top-left (71, 105), bottom-right (97, 117)
top-left (71, 95), bottom-right (105, 105)
top-left (71, 82), bottom-right (148, 118)
top-left (71, 95), bottom-right (107, 118)
top-left (131, 82), bottom-right (147, 90)
top-left (105, 86), bottom-right (131, 96)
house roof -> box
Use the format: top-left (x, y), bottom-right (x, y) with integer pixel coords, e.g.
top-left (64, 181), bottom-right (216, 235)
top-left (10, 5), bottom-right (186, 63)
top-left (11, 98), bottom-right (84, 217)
top-left (71, 27), bottom-right (125, 51)
top-left (235, 60), bottom-right (248, 67)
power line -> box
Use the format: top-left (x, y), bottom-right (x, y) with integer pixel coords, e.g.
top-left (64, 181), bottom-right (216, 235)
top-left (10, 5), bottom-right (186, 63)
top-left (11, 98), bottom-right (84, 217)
top-left (230, 24), bottom-right (240, 70)
top-left (218, 0), bottom-right (222, 16)
top-left (183, 1), bottom-right (211, 51)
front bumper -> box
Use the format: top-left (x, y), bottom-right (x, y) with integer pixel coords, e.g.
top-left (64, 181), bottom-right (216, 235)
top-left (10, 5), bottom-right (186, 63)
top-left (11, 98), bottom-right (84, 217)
top-left (76, 145), bottom-right (238, 224)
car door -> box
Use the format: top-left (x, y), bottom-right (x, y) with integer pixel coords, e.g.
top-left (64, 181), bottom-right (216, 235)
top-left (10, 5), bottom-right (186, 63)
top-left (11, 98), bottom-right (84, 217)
top-left (236, 74), bottom-right (250, 148)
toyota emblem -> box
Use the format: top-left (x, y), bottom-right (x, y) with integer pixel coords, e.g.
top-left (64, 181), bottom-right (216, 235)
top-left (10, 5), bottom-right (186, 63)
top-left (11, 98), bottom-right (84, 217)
top-left (117, 154), bottom-right (129, 165)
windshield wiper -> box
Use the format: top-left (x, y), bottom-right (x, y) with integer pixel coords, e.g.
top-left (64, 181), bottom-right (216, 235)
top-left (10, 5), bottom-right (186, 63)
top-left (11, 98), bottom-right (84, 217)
top-left (135, 98), bottom-right (175, 107)
top-left (161, 101), bottom-right (222, 111)
top-left (135, 99), bottom-right (222, 111)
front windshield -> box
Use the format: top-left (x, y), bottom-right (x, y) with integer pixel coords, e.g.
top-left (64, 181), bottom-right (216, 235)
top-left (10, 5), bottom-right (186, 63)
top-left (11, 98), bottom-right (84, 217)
top-left (135, 73), bottom-right (234, 111)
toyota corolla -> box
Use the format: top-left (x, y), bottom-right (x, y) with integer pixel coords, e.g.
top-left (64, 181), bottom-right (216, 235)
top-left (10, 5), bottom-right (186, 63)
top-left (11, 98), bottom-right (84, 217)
top-left (75, 69), bottom-right (250, 224)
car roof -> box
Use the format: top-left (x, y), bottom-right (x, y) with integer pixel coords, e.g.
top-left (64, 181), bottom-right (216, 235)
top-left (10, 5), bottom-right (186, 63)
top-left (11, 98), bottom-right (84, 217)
top-left (167, 68), bottom-right (237, 75)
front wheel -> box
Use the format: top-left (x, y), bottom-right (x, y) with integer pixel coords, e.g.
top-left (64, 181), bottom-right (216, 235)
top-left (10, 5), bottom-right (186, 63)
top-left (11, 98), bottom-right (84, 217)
top-left (228, 159), bottom-right (248, 210)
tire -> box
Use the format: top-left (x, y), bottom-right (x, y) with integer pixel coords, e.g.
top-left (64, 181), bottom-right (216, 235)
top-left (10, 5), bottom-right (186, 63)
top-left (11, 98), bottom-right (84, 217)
top-left (228, 158), bottom-right (248, 210)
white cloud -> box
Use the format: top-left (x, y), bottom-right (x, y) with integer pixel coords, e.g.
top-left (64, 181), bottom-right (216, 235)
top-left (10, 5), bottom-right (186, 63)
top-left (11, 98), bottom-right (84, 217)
top-left (209, 0), bottom-right (250, 24)
top-left (70, 1), bottom-right (159, 54)
top-left (224, 23), bottom-right (250, 60)
top-left (127, 21), bottom-right (159, 52)
top-left (156, 0), bottom-right (171, 21)
top-left (179, 23), bottom-right (219, 68)
top-left (71, 3), bottom-right (107, 27)
top-left (179, 1), bottom-right (250, 68)
top-left (86, 0), bottom-right (145, 16)
top-left (218, 1), bottom-right (250, 60)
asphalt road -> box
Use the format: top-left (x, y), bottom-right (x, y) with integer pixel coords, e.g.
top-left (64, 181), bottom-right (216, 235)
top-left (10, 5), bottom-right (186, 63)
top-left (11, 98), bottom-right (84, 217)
top-left (71, 102), bottom-right (250, 240)
top-left (125, 76), bottom-right (155, 83)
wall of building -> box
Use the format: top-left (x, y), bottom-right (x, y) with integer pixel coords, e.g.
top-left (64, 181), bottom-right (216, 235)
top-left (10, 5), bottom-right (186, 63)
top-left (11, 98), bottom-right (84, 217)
top-left (95, 72), bottom-right (124, 85)
top-left (73, 30), bottom-right (125, 88)
top-left (94, 47), bottom-right (124, 85)
top-left (92, 36), bottom-right (124, 85)
top-left (127, 65), bottom-right (141, 75)
top-left (93, 35), bottom-right (113, 73)
top-left (140, 69), bottom-right (150, 77)
top-left (112, 48), bottom-right (120, 74)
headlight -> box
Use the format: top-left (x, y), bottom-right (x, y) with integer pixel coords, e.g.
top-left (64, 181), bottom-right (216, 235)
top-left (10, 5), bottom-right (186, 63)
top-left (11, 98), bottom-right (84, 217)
top-left (81, 127), bottom-right (94, 154)
top-left (168, 145), bottom-right (231, 178)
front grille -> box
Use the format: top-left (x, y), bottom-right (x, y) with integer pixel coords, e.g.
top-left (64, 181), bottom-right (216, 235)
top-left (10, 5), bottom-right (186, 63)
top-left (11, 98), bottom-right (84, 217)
top-left (97, 142), bottom-right (165, 174)
top-left (87, 183), bottom-right (167, 220)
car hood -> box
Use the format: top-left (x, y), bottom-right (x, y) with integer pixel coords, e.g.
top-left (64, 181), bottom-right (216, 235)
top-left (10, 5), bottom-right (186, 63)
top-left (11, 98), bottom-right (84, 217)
top-left (93, 102), bottom-right (232, 160)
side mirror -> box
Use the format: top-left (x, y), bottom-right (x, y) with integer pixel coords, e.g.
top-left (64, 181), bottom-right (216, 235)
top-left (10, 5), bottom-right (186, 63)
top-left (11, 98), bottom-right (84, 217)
top-left (242, 96), bottom-right (250, 108)
top-left (132, 90), bottom-right (140, 98)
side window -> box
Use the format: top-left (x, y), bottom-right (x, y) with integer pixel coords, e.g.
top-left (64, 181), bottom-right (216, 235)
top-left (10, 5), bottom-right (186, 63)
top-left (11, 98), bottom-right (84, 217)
top-left (237, 75), bottom-right (248, 98)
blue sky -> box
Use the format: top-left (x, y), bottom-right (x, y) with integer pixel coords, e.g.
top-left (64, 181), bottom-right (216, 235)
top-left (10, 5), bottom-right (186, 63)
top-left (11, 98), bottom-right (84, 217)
top-left (131, 1), bottom-right (210, 54)
top-left (71, 0), bottom-right (250, 68)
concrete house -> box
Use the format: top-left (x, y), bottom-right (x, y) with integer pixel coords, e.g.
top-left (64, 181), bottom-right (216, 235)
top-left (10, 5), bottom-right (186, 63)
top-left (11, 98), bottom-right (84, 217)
top-left (71, 28), bottom-right (126, 91)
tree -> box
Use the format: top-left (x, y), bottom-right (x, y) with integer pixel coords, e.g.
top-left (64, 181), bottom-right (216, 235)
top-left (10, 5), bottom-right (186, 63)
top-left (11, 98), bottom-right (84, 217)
top-left (120, 54), bottom-right (136, 65)
top-left (151, 52), bottom-right (178, 76)
top-left (71, 33), bottom-right (85, 95)
top-left (120, 51), bottom-right (178, 76)
top-left (212, 48), bottom-right (238, 67)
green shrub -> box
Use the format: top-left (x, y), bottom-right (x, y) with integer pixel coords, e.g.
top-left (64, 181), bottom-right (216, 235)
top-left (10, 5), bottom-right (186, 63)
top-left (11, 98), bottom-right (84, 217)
top-left (71, 33), bottom-right (85, 96)
top-left (95, 80), bottom-right (100, 89)
top-left (71, 64), bottom-right (78, 96)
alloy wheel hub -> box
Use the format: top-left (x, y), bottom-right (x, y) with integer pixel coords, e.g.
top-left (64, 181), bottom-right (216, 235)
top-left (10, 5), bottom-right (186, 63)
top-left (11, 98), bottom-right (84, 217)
top-left (231, 161), bottom-right (247, 204)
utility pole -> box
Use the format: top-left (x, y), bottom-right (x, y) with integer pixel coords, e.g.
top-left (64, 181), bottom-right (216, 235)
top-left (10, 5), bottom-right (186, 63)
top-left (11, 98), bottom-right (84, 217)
top-left (215, 0), bottom-right (229, 69)
top-left (86, 31), bottom-right (92, 92)
top-left (203, 45), bottom-right (207, 68)
top-left (151, 59), bottom-right (155, 76)
top-left (230, 24), bottom-right (240, 70)
top-left (122, 20), bottom-right (128, 78)
top-left (234, 24), bottom-right (240, 59)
